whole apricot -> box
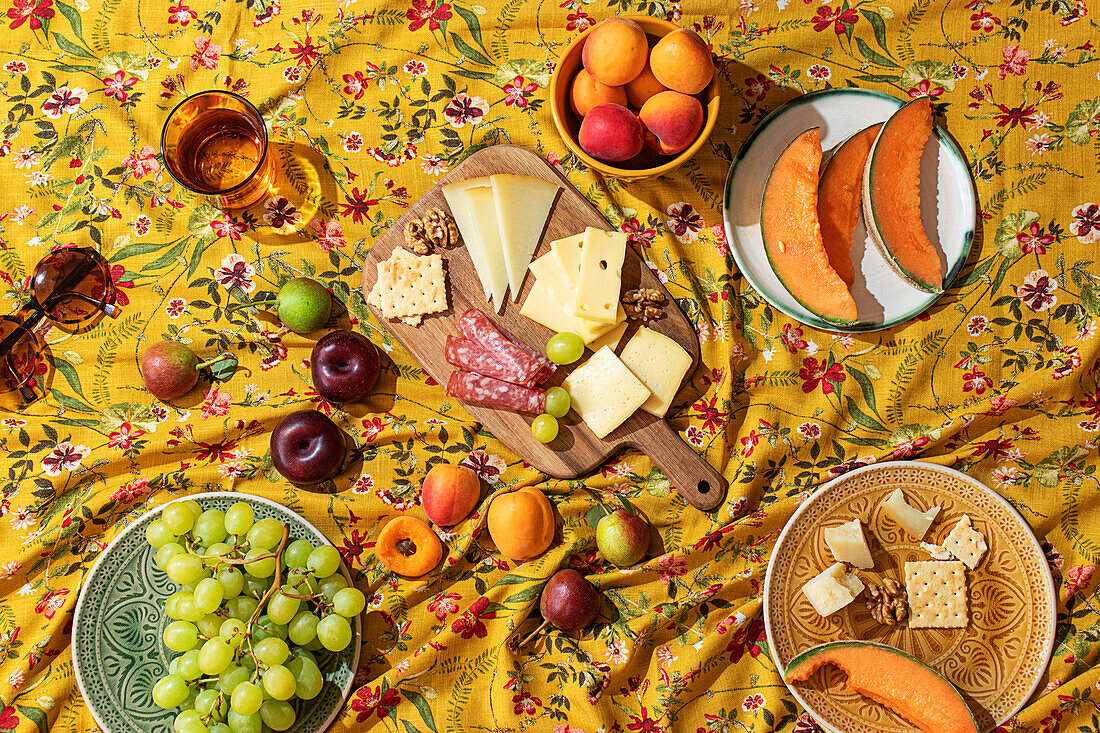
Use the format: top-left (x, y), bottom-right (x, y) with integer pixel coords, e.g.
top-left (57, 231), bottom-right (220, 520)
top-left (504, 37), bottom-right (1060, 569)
top-left (421, 463), bottom-right (481, 527)
top-left (624, 61), bottom-right (669, 108)
top-left (487, 487), bottom-right (555, 562)
top-left (578, 103), bottom-right (644, 163)
top-left (581, 18), bottom-right (648, 86)
top-left (639, 91), bottom-right (704, 156)
top-left (649, 28), bottom-right (714, 95)
top-left (570, 69), bottom-right (628, 118)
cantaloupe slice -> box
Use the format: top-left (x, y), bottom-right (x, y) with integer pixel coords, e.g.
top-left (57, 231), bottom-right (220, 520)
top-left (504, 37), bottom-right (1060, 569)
top-left (760, 128), bottom-right (858, 325)
top-left (817, 123), bottom-right (881, 288)
top-left (863, 98), bottom-right (943, 292)
top-left (784, 641), bottom-right (979, 733)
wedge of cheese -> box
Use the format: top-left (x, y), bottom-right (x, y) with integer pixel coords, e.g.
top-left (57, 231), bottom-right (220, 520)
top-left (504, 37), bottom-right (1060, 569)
top-left (441, 177), bottom-right (494, 303)
top-left (618, 327), bottom-right (692, 417)
top-left (464, 185), bottom-right (510, 312)
top-left (563, 346), bottom-right (650, 439)
top-left (491, 174), bottom-right (559, 300)
top-left (520, 280), bottom-right (625, 344)
top-left (823, 519), bottom-right (874, 569)
top-left (575, 228), bottom-right (626, 323)
top-left (529, 250), bottom-right (580, 309)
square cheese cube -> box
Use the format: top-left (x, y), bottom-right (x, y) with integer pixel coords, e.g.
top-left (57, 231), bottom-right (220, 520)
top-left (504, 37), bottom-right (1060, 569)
top-left (619, 327), bottom-right (693, 417)
top-left (881, 488), bottom-right (940, 540)
top-left (802, 563), bottom-right (865, 617)
top-left (562, 346), bottom-right (650, 439)
top-left (574, 228), bottom-right (626, 323)
top-left (941, 515), bottom-right (988, 569)
top-left (823, 519), bottom-right (874, 569)
top-left (905, 560), bottom-right (968, 628)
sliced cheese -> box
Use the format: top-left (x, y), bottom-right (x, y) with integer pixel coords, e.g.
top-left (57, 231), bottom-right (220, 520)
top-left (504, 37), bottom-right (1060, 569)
top-left (822, 519), bottom-right (874, 569)
top-left (529, 251), bottom-right (582, 312)
top-left (575, 228), bottom-right (626, 323)
top-left (881, 488), bottom-right (941, 540)
top-left (587, 320), bottom-right (629, 354)
top-left (551, 233), bottom-right (584, 282)
top-left (464, 185), bottom-right (510, 312)
top-left (562, 346), bottom-right (650, 439)
top-left (440, 177), bottom-right (493, 303)
top-left (491, 174), bottom-right (560, 300)
top-left (802, 562), bottom-right (864, 617)
top-left (520, 280), bottom-right (625, 344)
top-left (618, 326), bottom-right (692, 417)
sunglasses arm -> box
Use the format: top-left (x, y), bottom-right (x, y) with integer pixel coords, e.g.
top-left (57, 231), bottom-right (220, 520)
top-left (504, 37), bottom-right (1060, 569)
top-left (44, 291), bottom-right (120, 318)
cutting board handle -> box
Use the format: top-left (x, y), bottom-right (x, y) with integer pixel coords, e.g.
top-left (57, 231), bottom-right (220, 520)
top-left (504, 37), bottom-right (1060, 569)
top-left (616, 419), bottom-right (727, 511)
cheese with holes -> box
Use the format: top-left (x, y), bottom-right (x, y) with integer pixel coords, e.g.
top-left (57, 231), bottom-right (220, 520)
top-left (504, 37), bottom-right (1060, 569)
top-left (586, 320), bottom-right (629, 353)
top-left (562, 346), bottom-right (650, 438)
top-left (882, 489), bottom-right (940, 540)
top-left (529, 249), bottom-right (591, 315)
top-left (823, 519), bottom-right (874, 569)
top-left (802, 562), bottom-right (865, 616)
top-left (441, 177), bottom-right (494, 303)
top-left (618, 327), bottom-right (692, 417)
top-left (491, 174), bottom-right (560, 300)
top-left (551, 232), bottom-right (584, 282)
top-left (520, 280), bottom-right (625, 344)
top-left (574, 228), bottom-right (626, 323)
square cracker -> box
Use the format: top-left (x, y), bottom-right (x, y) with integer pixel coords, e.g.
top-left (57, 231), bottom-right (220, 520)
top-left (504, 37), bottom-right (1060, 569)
top-left (367, 247), bottom-right (447, 324)
top-left (905, 560), bottom-right (968, 628)
top-left (942, 514), bottom-right (988, 569)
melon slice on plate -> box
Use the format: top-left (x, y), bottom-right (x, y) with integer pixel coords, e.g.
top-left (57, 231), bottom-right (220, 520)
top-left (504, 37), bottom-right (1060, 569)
top-left (784, 640), bottom-right (979, 733)
top-left (863, 98), bottom-right (943, 293)
top-left (760, 128), bottom-right (858, 325)
top-left (817, 123), bottom-right (881, 289)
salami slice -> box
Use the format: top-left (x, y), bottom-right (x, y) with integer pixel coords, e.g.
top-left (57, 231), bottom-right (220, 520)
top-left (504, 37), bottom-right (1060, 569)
top-left (498, 324), bottom-right (557, 384)
top-left (456, 309), bottom-right (546, 385)
top-left (447, 370), bottom-right (546, 414)
top-left (445, 336), bottom-right (540, 388)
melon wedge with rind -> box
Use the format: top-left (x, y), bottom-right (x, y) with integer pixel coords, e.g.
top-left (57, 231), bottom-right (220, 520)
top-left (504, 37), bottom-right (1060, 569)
top-left (817, 123), bottom-right (881, 289)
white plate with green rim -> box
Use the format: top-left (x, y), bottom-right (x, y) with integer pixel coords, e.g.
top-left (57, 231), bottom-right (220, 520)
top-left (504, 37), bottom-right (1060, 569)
top-left (72, 492), bottom-right (361, 733)
top-left (722, 88), bottom-right (976, 333)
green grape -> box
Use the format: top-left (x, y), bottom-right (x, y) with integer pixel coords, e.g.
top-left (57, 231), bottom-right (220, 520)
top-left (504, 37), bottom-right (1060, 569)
top-left (303, 636), bottom-right (325, 652)
top-left (203, 543), bottom-right (232, 568)
top-left (230, 681), bottom-right (263, 716)
top-left (146, 519), bottom-right (177, 548)
top-left (168, 656), bottom-right (181, 676)
top-left (316, 614), bottom-right (353, 652)
top-left (177, 596), bottom-right (205, 624)
top-left (225, 596), bottom-right (258, 621)
top-left (287, 571), bottom-right (318, 595)
top-left (531, 414), bottom-right (558, 443)
top-left (318, 573), bottom-right (348, 601)
top-left (164, 621), bottom-right (199, 652)
top-left (152, 674), bottom-right (190, 708)
top-left (216, 567), bottom-right (244, 599)
top-left (261, 665), bottom-right (295, 701)
top-left (174, 709), bottom-right (204, 732)
top-left (546, 332), bottom-right (584, 364)
top-left (306, 546), bottom-right (341, 578)
top-left (289, 646), bottom-right (317, 666)
top-left (176, 649), bottom-right (202, 681)
top-left (282, 539), bottom-right (313, 569)
top-left (266, 590), bottom-right (300, 626)
top-left (180, 687), bottom-right (198, 712)
top-left (165, 590), bottom-right (190, 620)
top-left (287, 611), bottom-right (319, 646)
top-left (243, 574), bottom-right (269, 598)
top-left (333, 587), bottom-right (367, 617)
top-left (239, 654), bottom-right (257, 671)
top-left (259, 699), bottom-right (296, 731)
top-left (163, 503), bottom-right (196, 535)
top-left (254, 637), bottom-right (289, 667)
top-left (226, 710), bottom-right (262, 733)
top-left (167, 554), bottom-right (205, 585)
top-left (544, 386), bottom-right (571, 418)
top-left (286, 657), bottom-right (323, 700)
top-left (196, 613), bottom-right (223, 639)
top-left (246, 518), bottom-right (284, 550)
top-left (198, 637), bottom-right (234, 675)
top-left (184, 499), bottom-right (202, 519)
top-left (210, 725), bottom-right (231, 733)
top-left (243, 548), bottom-right (275, 578)
top-left (194, 509), bottom-right (228, 545)
top-left (219, 618), bottom-right (246, 647)
top-left (195, 687), bottom-right (227, 718)
top-left (156, 543), bottom-right (186, 572)
top-left (224, 502), bottom-right (254, 536)
top-left (251, 615), bottom-right (287, 642)
top-left (193, 577), bottom-right (224, 614)
top-left (176, 720), bottom-right (208, 733)
top-left (218, 665), bottom-right (249, 696)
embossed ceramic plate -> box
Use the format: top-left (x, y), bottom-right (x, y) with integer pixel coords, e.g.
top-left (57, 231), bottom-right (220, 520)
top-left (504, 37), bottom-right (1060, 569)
top-left (764, 461), bottom-right (1055, 732)
top-left (72, 493), bottom-right (362, 733)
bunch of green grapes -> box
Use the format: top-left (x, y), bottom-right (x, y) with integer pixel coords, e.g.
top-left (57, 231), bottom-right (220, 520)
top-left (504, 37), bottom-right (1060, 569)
top-left (143, 500), bottom-right (366, 733)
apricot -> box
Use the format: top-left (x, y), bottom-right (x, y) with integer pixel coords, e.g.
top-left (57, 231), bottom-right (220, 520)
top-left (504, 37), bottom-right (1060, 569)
top-left (639, 91), bottom-right (704, 156)
top-left (421, 463), bottom-right (480, 527)
top-left (581, 18), bottom-right (648, 86)
top-left (625, 61), bottom-right (669, 109)
top-left (578, 103), bottom-right (644, 163)
top-left (376, 516), bottom-right (443, 578)
top-left (487, 487), bottom-right (554, 562)
top-left (570, 69), bottom-right (628, 118)
top-left (649, 28), bottom-right (714, 95)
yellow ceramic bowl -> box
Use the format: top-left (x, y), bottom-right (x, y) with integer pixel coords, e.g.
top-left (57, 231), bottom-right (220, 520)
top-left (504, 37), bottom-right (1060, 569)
top-left (548, 15), bottom-right (721, 182)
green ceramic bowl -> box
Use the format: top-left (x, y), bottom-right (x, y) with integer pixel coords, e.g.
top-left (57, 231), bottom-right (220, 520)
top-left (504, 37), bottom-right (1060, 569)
top-left (72, 492), bottom-right (362, 733)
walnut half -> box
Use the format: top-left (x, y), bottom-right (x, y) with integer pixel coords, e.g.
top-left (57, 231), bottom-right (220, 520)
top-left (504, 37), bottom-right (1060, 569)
top-left (866, 578), bottom-right (909, 626)
top-left (403, 207), bottom-right (459, 255)
top-left (622, 288), bottom-right (667, 321)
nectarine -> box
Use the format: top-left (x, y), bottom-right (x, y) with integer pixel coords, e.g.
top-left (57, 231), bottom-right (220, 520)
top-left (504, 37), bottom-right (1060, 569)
top-left (581, 18), bottom-right (648, 86)
top-left (649, 28), bottom-right (714, 95)
top-left (639, 91), bottom-right (704, 155)
top-left (421, 463), bottom-right (481, 527)
top-left (578, 103), bottom-right (644, 163)
top-left (624, 61), bottom-right (669, 109)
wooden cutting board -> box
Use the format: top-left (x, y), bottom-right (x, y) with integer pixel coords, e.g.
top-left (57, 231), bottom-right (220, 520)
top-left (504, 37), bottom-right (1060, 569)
top-left (360, 145), bottom-right (726, 510)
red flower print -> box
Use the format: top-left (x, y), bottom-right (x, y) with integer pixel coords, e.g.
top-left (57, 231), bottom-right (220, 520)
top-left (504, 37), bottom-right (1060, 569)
top-left (342, 67), bottom-right (379, 100)
top-left (997, 44), bottom-right (1030, 80)
top-left (798, 356), bottom-right (846, 394)
top-left (406, 0), bottom-right (451, 31)
top-left (811, 4), bottom-right (858, 33)
top-left (443, 92), bottom-right (489, 127)
top-left (970, 7), bottom-right (1001, 31)
top-left (427, 591), bottom-right (461, 621)
top-left (780, 323), bottom-right (808, 353)
top-left (108, 421), bottom-right (145, 450)
top-left (1017, 269), bottom-right (1058, 311)
top-left (1062, 565), bottom-right (1096, 600)
top-left (907, 78), bottom-right (944, 98)
top-left (972, 436), bottom-right (1013, 460)
top-left (0, 706), bottom-right (18, 730)
top-left (963, 369), bottom-right (991, 394)
top-left (744, 73), bottom-right (771, 100)
top-left (263, 196), bottom-right (301, 228)
top-left (35, 588), bottom-right (70, 619)
top-left (7, 0), bottom-right (52, 29)
top-left (211, 214), bottom-right (248, 241)
top-left (502, 75), bottom-right (538, 108)
top-left (994, 103), bottom-right (1037, 129)
top-left (512, 690), bottom-right (542, 715)
top-left (339, 528), bottom-right (368, 567)
top-left (42, 86), bottom-right (86, 118)
top-left (794, 713), bottom-right (825, 733)
top-left (168, 2), bottom-right (197, 25)
top-left (691, 395), bottom-right (727, 433)
top-left (666, 201), bottom-right (704, 243)
top-left (892, 435), bottom-right (930, 459)
top-left (451, 596), bottom-right (496, 639)
top-left (350, 684), bottom-right (400, 722)
top-left (289, 36), bottom-right (322, 67)
top-left (107, 264), bottom-right (133, 306)
top-left (620, 216), bottom-right (657, 247)
top-left (103, 70), bottom-right (138, 103)
top-left (109, 477), bottom-right (152, 504)
top-left (122, 145), bottom-right (160, 179)
top-left (627, 707), bottom-right (661, 732)
top-left (340, 187), bottom-right (377, 224)
top-left (1070, 203), bottom-right (1100, 244)
top-left (190, 36), bottom-right (222, 71)
top-left (308, 219), bottom-right (346, 252)
top-left (656, 553), bottom-right (687, 584)
top-left (725, 617), bottom-right (766, 662)
top-left (566, 10), bottom-right (593, 31)
top-left (1017, 222), bottom-right (1054, 254)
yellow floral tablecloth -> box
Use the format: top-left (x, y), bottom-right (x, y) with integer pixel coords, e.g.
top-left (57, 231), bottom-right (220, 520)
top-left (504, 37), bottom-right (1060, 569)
top-left (0, 0), bottom-right (1098, 729)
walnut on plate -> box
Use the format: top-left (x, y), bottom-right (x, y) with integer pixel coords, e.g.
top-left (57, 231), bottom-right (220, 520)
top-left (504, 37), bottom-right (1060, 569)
top-left (622, 288), bottom-right (667, 321)
top-left (866, 578), bottom-right (909, 626)
top-left (403, 207), bottom-right (459, 255)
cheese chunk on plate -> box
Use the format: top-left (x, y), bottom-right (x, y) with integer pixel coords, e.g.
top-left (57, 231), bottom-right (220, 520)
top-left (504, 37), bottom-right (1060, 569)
top-left (520, 281), bottom-right (625, 344)
top-left (562, 346), bottom-right (650, 439)
top-left (491, 174), bottom-right (560, 300)
top-left (618, 326), bottom-right (692, 417)
top-left (802, 562), bottom-right (865, 616)
top-left (822, 519), bottom-right (874, 569)
top-left (574, 228), bottom-right (626, 323)
top-left (881, 488), bottom-right (940, 540)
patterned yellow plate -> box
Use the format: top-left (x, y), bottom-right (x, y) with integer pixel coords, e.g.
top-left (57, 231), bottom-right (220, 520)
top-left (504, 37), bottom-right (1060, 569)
top-left (764, 461), bottom-right (1055, 732)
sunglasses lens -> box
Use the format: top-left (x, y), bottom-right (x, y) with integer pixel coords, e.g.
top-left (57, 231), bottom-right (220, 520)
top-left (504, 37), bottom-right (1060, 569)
top-left (32, 248), bottom-right (116, 324)
top-left (0, 316), bottom-right (43, 395)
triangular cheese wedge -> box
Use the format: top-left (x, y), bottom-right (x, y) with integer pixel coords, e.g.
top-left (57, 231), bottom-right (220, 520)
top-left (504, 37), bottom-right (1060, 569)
top-left (490, 174), bottom-right (560, 301)
top-left (441, 177), bottom-right (493, 303)
top-left (464, 185), bottom-right (509, 312)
